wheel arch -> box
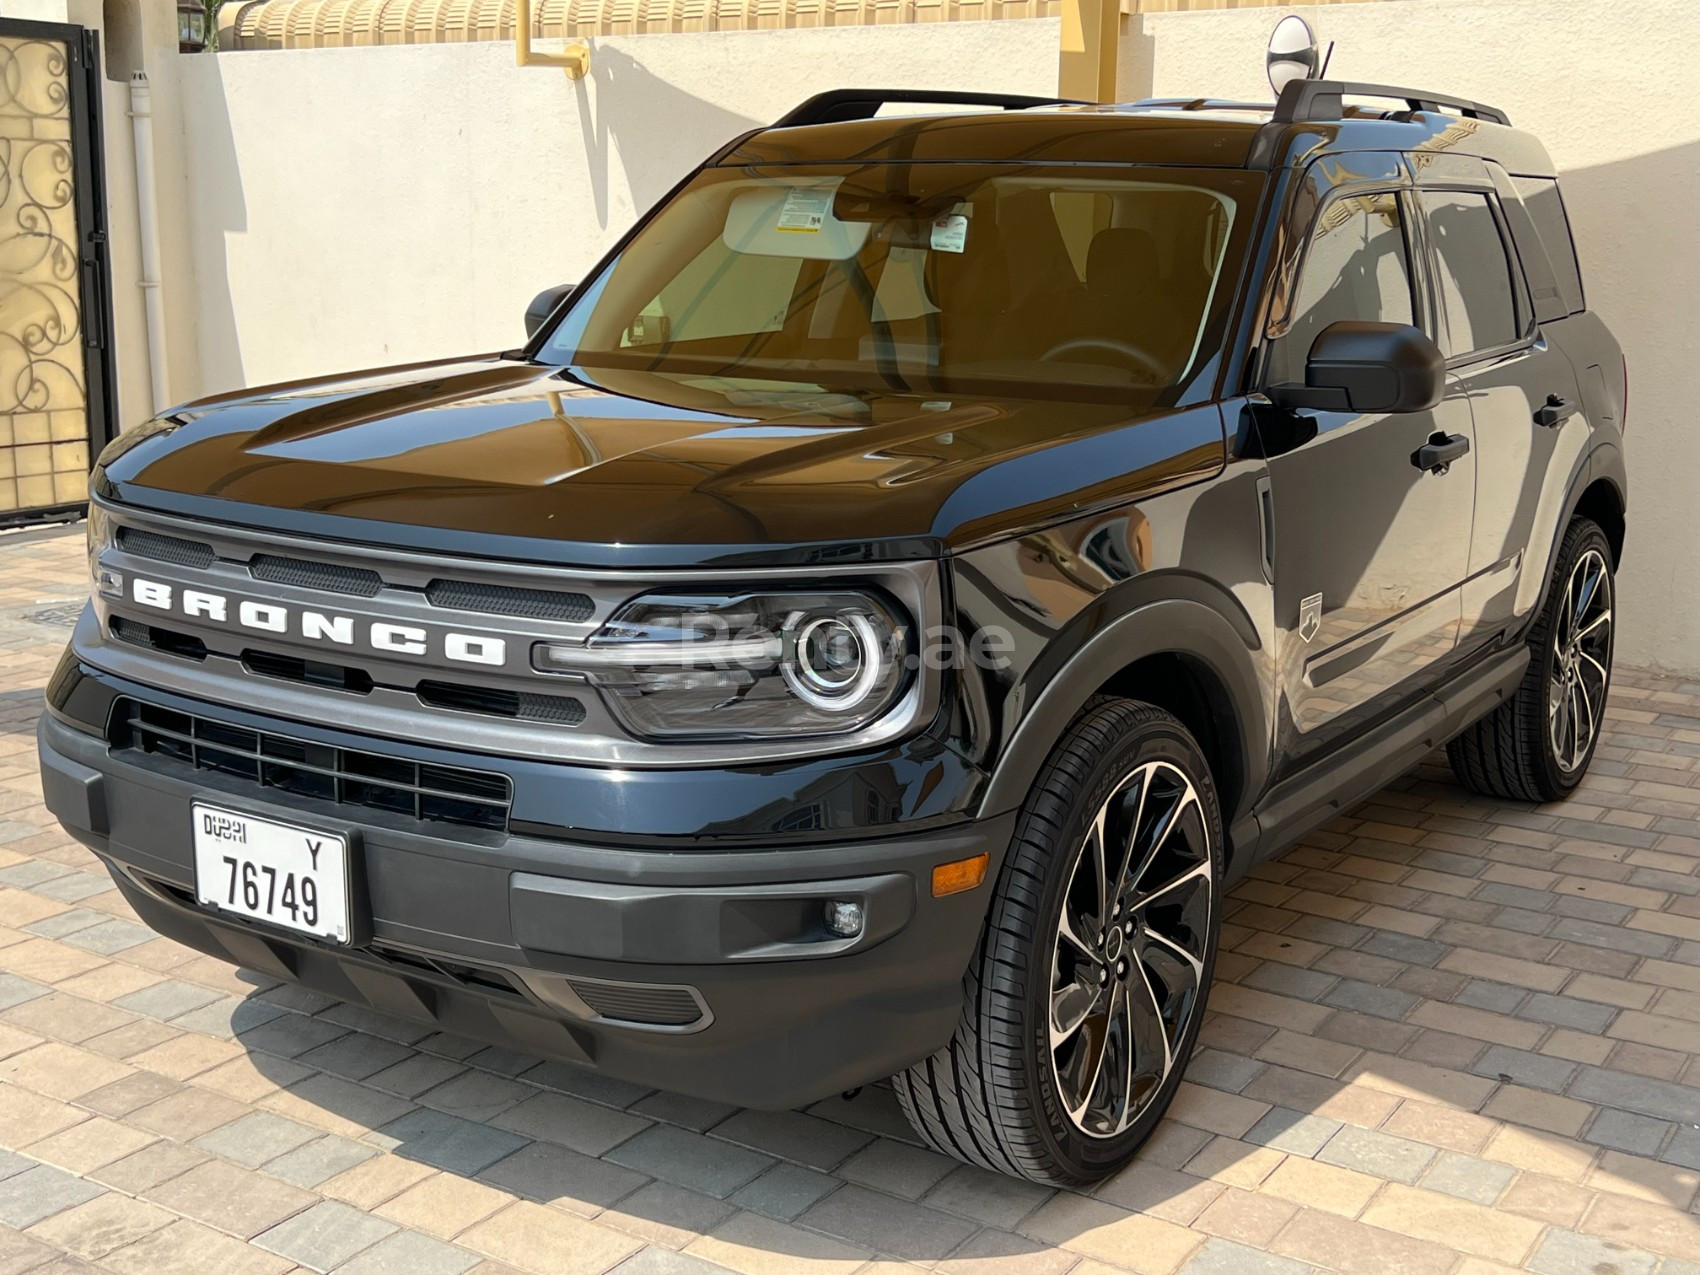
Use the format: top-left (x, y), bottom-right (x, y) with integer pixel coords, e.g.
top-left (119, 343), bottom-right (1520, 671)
top-left (1574, 474), bottom-right (1626, 568)
top-left (978, 584), bottom-right (1270, 860)
top-left (1524, 441), bottom-right (1628, 633)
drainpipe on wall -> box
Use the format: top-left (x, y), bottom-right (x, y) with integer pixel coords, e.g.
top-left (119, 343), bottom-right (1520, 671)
top-left (128, 72), bottom-right (171, 415)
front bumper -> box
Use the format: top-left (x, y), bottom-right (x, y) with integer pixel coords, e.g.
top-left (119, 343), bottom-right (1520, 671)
top-left (39, 708), bottom-right (1014, 1109)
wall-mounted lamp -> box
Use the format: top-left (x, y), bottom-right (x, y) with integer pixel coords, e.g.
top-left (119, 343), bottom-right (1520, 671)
top-left (515, 0), bottom-right (590, 78)
top-left (178, 0), bottom-right (209, 52)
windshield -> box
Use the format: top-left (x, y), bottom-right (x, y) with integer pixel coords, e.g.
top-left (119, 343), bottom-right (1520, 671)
top-left (542, 163), bottom-right (1263, 406)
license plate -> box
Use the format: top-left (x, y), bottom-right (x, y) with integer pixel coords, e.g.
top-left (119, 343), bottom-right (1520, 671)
top-left (192, 803), bottom-right (351, 944)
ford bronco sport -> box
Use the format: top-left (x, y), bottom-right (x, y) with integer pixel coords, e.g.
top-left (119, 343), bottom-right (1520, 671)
top-left (40, 81), bottom-right (1627, 1184)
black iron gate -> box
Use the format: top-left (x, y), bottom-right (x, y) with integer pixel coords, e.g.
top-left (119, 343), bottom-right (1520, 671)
top-left (0, 18), bottom-right (116, 528)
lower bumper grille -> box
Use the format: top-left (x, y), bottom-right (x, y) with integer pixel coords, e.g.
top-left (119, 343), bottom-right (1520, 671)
top-left (566, 977), bottom-right (706, 1027)
top-left (109, 698), bottom-right (512, 832)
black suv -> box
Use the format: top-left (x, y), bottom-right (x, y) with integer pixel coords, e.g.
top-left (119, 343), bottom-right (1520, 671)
top-left (39, 81), bottom-right (1627, 1185)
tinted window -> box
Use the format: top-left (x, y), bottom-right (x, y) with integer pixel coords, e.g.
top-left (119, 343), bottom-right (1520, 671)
top-left (1269, 191), bottom-right (1412, 385)
top-left (1421, 190), bottom-right (1521, 356)
top-left (1512, 176), bottom-right (1585, 315)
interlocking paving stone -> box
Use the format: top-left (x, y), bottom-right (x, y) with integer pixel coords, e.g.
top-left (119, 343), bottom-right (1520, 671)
top-left (262, 1134), bottom-right (379, 1187)
top-left (1315, 1124), bottom-right (1436, 1183)
top-left (478, 1139), bottom-right (647, 1212)
top-left (336, 1228), bottom-right (481, 1275)
top-left (606, 1125), bottom-right (776, 1198)
top-left (1584, 1107), bottom-right (1672, 1156)
top-left (366, 1109), bottom-right (530, 1176)
top-left (0, 973), bottom-right (49, 1012)
top-left (112, 979), bottom-right (224, 1021)
top-left (254, 1198), bottom-right (397, 1270)
top-left (1528, 1227), bottom-right (1658, 1275)
top-left (192, 1111), bottom-right (322, 1168)
top-left (1181, 1237), bottom-right (1315, 1275)
top-left (0, 1164), bottom-right (103, 1228)
top-left (726, 1161), bottom-right (840, 1221)
top-left (1471, 1044), bottom-right (1579, 1092)
top-left (1241, 1108), bottom-right (1342, 1157)
top-left (1417, 1148), bottom-right (1516, 1204)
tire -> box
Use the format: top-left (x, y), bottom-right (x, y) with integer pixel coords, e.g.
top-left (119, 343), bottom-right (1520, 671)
top-left (895, 698), bottom-right (1223, 1186)
top-left (1448, 516), bottom-right (1616, 802)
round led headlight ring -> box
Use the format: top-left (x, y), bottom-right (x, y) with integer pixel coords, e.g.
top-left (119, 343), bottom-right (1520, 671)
top-left (783, 611), bottom-right (886, 712)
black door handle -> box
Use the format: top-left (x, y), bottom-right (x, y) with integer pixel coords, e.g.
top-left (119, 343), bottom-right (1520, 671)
top-left (1413, 432), bottom-right (1470, 475)
top-left (1534, 393), bottom-right (1580, 428)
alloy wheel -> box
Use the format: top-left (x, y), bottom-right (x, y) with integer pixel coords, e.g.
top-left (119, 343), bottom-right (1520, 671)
top-left (1049, 760), bottom-right (1213, 1138)
top-left (1547, 547), bottom-right (1613, 774)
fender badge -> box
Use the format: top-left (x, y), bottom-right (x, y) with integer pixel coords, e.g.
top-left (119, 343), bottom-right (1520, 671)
top-left (1299, 592), bottom-right (1323, 643)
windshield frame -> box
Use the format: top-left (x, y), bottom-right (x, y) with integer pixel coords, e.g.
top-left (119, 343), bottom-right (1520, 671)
top-left (531, 160), bottom-right (1269, 410)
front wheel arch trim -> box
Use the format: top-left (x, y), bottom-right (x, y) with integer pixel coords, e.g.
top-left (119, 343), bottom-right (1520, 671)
top-left (977, 595), bottom-right (1268, 853)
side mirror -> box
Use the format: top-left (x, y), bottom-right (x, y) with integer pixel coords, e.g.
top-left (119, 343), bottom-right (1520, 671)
top-left (525, 283), bottom-right (576, 339)
top-left (1269, 321), bottom-right (1445, 414)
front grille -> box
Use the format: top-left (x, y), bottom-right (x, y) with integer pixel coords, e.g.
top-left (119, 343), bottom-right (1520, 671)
top-left (117, 526), bottom-right (215, 569)
top-left (426, 578), bottom-right (594, 623)
top-left (111, 698), bottom-right (511, 832)
top-left (110, 616), bottom-right (208, 661)
top-left (417, 680), bottom-right (585, 725)
top-left (566, 978), bottom-right (704, 1027)
top-left (251, 554), bottom-right (383, 597)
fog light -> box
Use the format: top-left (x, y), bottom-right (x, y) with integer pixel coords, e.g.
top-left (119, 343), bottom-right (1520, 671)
top-left (824, 900), bottom-right (864, 938)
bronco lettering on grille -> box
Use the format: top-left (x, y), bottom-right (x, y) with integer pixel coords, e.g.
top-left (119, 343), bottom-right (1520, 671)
top-left (128, 578), bottom-right (507, 666)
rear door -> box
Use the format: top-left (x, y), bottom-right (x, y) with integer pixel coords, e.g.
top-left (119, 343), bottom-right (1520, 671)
top-left (1251, 155), bottom-right (1476, 764)
top-left (1409, 155), bottom-right (1585, 647)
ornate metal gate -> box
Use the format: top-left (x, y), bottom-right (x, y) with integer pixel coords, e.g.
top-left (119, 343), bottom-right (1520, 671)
top-left (0, 19), bottom-right (114, 528)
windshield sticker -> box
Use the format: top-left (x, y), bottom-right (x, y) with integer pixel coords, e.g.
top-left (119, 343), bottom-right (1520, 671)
top-left (930, 213), bottom-right (969, 254)
top-left (777, 187), bottom-right (834, 233)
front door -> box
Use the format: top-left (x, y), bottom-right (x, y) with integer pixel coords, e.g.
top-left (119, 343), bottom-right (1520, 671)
top-left (0, 19), bottom-right (115, 527)
top-left (1252, 164), bottom-right (1476, 764)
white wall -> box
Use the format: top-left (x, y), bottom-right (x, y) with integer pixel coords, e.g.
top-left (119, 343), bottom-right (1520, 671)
top-left (176, 21), bottom-right (1061, 391)
top-left (1136, 0), bottom-right (1700, 675)
top-left (167, 1), bottom-right (1698, 673)
top-left (0, 1), bottom-right (70, 21)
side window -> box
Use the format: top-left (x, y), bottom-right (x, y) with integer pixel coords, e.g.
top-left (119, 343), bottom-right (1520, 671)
top-left (1268, 191), bottom-right (1413, 386)
top-left (1511, 175), bottom-right (1585, 315)
top-left (1418, 190), bottom-right (1523, 357)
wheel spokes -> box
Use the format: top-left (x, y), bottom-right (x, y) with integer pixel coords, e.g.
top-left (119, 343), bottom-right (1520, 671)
top-left (1056, 981), bottom-right (1119, 1125)
top-left (1051, 978), bottom-right (1103, 1048)
top-left (1548, 548), bottom-right (1612, 775)
top-left (1049, 757), bottom-right (1213, 1140)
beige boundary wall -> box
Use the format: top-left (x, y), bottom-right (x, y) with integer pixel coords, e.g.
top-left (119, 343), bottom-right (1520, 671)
top-left (2, 0), bottom-right (1695, 673)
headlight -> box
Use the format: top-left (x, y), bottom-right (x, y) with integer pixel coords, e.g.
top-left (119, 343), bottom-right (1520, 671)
top-left (533, 591), bottom-right (910, 740)
top-left (86, 505), bottom-right (122, 599)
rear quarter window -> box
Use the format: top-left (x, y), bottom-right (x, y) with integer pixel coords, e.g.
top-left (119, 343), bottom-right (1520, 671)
top-left (1511, 176), bottom-right (1586, 317)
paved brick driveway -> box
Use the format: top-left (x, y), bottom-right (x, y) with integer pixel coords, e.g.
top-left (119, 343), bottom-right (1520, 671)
top-left (2, 525), bottom-right (1700, 1275)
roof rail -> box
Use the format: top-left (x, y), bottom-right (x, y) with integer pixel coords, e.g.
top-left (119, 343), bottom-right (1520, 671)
top-left (771, 88), bottom-right (1085, 130)
top-left (1274, 79), bottom-right (1510, 127)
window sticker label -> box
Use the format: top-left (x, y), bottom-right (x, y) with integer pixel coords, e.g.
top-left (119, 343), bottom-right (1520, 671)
top-left (930, 213), bottom-right (970, 254)
top-left (777, 187), bottom-right (834, 233)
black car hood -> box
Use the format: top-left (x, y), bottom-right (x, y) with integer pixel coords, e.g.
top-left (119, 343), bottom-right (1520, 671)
top-left (97, 355), bottom-right (1223, 567)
